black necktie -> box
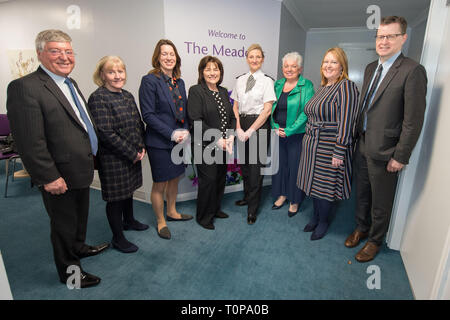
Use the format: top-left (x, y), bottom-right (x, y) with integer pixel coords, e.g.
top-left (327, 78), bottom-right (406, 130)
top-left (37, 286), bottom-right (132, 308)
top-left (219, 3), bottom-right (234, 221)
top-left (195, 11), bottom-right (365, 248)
top-left (360, 64), bottom-right (383, 132)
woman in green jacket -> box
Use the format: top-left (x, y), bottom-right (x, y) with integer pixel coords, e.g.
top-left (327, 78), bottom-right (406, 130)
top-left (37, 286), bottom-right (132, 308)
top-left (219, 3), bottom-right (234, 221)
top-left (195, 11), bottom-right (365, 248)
top-left (271, 52), bottom-right (314, 216)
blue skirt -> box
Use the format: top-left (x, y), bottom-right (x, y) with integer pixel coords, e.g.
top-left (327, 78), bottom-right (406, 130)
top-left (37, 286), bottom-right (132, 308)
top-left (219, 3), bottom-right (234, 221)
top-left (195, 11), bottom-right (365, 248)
top-left (146, 146), bottom-right (185, 182)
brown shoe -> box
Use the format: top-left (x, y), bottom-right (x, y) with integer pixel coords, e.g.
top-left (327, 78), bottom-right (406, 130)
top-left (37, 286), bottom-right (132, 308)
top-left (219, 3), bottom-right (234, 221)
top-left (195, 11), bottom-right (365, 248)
top-left (355, 242), bottom-right (380, 263)
top-left (344, 230), bottom-right (369, 248)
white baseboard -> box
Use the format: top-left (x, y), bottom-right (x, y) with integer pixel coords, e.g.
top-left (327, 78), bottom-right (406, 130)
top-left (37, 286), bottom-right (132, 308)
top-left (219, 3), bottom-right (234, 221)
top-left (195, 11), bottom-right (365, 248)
top-left (92, 178), bottom-right (272, 204)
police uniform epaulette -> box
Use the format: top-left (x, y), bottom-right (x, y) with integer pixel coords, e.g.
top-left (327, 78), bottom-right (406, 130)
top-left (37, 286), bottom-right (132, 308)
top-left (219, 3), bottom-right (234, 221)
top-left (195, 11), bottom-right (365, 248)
top-left (236, 73), bottom-right (246, 79)
top-left (264, 74), bottom-right (275, 81)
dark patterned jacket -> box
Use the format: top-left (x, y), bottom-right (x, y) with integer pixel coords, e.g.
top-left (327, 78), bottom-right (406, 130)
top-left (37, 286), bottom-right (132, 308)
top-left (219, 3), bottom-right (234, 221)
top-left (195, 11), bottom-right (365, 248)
top-left (88, 86), bottom-right (145, 201)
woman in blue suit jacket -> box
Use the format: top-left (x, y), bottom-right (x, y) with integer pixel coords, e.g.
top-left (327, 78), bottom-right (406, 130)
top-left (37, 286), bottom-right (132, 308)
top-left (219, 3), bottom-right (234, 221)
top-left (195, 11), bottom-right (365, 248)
top-left (139, 39), bottom-right (193, 240)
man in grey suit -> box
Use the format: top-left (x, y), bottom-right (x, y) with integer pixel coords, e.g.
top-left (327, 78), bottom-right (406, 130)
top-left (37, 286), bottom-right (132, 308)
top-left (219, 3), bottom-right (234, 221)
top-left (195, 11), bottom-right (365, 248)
top-left (7, 30), bottom-right (109, 287)
top-left (345, 16), bottom-right (427, 262)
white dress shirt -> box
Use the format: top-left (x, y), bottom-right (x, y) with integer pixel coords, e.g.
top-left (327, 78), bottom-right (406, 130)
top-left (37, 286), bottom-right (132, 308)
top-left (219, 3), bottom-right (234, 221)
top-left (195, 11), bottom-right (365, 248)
top-left (231, 69), bottom-right (276, 115)
top-left (40, 64), bottom-right (93, 132)
top-left (363, 51), bottom-right (402, 130)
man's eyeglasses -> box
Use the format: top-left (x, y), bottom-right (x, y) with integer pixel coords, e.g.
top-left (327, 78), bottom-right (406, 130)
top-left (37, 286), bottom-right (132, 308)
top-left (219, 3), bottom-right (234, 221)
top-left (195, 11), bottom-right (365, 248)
top-left (46, 49), bottom-right (76, 57)
top-left (375, 34), bottom-right (405, 41)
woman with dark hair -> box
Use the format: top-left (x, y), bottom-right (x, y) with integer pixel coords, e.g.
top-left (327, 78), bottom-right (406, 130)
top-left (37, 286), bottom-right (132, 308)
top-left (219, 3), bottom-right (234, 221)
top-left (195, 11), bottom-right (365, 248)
top-left (187, 56), bottom-right (236, 230)
top-left (88, 55), bottom-right (148, 253)
top-left (139, 39), bottom-right (193, 240)
top-left (297, 47), bottom-right (360, 241)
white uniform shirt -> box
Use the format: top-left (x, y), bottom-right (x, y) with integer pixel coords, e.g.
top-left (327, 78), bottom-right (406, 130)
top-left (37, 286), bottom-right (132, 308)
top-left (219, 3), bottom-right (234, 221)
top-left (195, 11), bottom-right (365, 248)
top-left (231, 69), bottom-right (276, 115)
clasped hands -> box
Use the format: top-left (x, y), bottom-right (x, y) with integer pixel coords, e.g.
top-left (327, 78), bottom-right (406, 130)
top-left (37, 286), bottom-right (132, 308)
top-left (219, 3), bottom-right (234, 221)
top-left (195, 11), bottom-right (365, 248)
top-left (275, 128), bottom-right (287, 138)
top-left (217, 136), bottom-right (235, 154)
top-left (171, 129), bottom-right (190, 144)
top-left (236, 128), bottom-right (255, 142)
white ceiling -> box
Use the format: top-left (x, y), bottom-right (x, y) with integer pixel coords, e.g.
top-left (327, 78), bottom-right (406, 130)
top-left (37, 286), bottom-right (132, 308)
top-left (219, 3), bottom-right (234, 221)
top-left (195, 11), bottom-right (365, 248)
top-left (283, 0), bottom-right (431, 30)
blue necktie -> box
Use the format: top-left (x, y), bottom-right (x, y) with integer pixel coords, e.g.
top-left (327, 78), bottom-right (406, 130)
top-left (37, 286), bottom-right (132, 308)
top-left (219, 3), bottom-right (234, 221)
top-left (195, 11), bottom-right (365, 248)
top-left (362, 64), bottom-right (383, 132)
top-left (64, 78), bottom-right (98, 155)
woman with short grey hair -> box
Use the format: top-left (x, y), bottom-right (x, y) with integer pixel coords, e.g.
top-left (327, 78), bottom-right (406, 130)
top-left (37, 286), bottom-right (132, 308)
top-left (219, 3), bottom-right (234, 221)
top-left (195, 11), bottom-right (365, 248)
top-left (270, 52), bottom-right (314, 216)
top-left (282, 51), bottom-right (303, 69)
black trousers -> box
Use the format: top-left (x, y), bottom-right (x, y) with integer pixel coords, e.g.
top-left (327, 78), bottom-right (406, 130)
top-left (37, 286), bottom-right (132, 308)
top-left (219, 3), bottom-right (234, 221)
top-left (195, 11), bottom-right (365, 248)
top-left (354, 134), bottom-right (399, 245)
top-left (196, 151), bottom-right (227, 226)
top-left (238, 116), bottom-right (270, 216)
top-left (40, 187), bottom-right (90, 282)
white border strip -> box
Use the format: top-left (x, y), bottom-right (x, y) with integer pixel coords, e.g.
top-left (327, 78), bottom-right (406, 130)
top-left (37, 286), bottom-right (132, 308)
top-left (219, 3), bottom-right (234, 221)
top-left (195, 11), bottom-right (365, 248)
top-left (0, 251), bottom-right (13, 300)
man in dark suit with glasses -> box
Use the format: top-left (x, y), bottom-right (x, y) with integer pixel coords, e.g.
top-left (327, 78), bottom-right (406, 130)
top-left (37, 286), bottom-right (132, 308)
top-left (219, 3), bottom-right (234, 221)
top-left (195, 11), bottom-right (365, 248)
top-left (7, 29), bottom-right (109, 287)
top-left (345, 16), bottom-right (427, 262)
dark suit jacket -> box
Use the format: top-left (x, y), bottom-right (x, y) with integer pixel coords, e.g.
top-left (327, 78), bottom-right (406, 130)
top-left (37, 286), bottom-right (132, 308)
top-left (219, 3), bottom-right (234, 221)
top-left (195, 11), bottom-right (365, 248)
top-left (6, 66), bottom-right (95, 188)
top-left (187, 82), bottom-right (236, 145)
top-left (139, 73), bottom-right (189, 149)
top-left (358, 54), bottom-right (427, 164)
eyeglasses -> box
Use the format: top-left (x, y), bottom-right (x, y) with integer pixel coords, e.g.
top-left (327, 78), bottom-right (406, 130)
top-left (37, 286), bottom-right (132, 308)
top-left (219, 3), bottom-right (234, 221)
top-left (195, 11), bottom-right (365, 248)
top-left (375, 34), bottom-right (404, 41)
top-left (46, 49), bottom-right (76, 57)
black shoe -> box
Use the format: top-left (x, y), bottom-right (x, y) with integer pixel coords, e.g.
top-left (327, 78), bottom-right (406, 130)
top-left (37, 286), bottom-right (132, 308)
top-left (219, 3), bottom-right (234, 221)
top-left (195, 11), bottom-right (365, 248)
top-left (303, 222), bottom-right (318, 232)
top-left (235, 199), bottom-right (248, 206)
top-left (62, 271), bottom-right (101, 288)
top-left (247, 214), bottom-right (257, 225)
top-left (167, 214), bottom-right (193, 221)
top-left (77, 243), bottom-right (110, 258)
top-left (123, 220), bottom-right (149, 231)
top-left (111, 239), bottom-right (138, 253)
top-left (215, 211), bottom-right (229, 219)
top-left (80, 271), bottom-right (101, 288)
top-left (287, 203), bottom-right (299, 217)
top-left (310, 222), bottom-right (329, 241)
top-left (288, 208), bottom-right (299, 218)
top-left (157, 226), bottom-right (171, 239)
top-left (272, 200), bottom-right (286, 210)
top-left (200, 222), bottom-right (215, 230)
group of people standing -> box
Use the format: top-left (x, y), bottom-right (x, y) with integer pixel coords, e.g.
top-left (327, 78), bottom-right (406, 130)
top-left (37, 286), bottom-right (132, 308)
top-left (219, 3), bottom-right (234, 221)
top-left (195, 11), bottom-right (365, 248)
top-left (6, 15), bottom-right (427, 288)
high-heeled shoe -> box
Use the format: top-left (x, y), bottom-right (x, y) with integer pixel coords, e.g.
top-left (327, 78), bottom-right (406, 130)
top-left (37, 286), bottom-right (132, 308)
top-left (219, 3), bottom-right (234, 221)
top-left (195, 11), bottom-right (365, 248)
top-left (272, 200), bottom-right (286, 210)
top-left (288, 204), bottom-right (299, 217)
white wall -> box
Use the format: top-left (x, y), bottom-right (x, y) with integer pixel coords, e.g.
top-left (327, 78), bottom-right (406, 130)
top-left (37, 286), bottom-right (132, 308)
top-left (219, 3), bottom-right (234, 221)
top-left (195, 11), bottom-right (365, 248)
top-left (0, 0), bottom-right (165, 201)
top-left (0, 0), bottom-right (282, 202)
top-left (302, 27), bottom-right (415, 91)
top-left (277, 2), bottom-right (307, 79)
top-left (400, 0), bottom-right (450, 300)
top-left (0, 0), bottom-right (165, 114)
top-left (303, 28), bottom-right (376, 90)
top-left (0, 252), bottom-right (13, 300)
top-left (408, 16), bottom-right (428, 63)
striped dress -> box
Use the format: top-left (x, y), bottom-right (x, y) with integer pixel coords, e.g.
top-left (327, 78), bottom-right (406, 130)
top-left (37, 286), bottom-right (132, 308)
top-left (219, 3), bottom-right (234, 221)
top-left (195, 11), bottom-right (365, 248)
top-left (297, 79), bottom-right (360, 201)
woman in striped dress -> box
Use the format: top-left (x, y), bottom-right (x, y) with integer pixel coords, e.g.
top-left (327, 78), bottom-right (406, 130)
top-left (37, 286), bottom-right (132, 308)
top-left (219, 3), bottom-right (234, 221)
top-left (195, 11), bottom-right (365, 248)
top-left (297, 47), bottom-right (360, 241)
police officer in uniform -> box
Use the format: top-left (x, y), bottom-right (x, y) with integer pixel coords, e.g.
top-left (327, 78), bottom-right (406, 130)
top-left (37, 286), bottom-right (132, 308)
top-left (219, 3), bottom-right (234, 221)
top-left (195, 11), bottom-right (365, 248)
top-left (231, 44), bottom-right (276, 224)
